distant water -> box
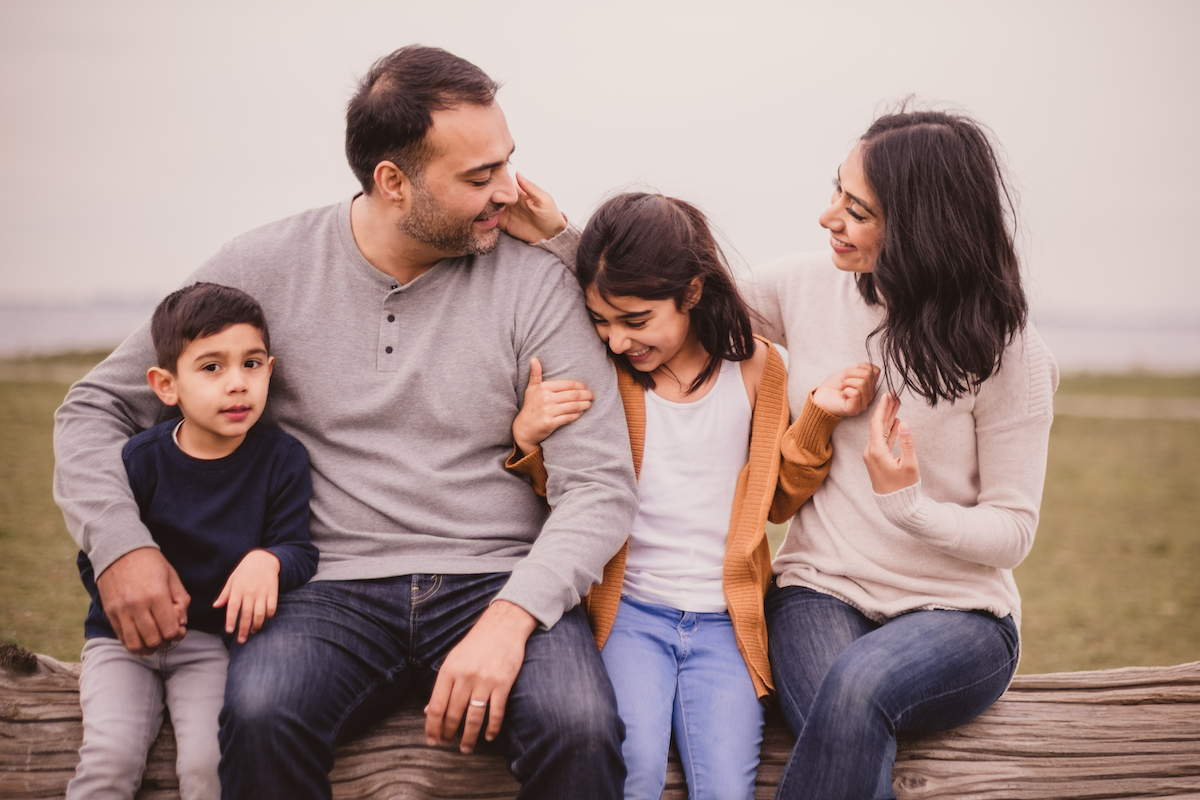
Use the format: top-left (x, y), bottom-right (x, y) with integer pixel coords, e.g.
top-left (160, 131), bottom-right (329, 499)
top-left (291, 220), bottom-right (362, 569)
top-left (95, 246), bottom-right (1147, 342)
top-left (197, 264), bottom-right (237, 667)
top-left (1, 302), bottom-right (156, 357)
top-left (1035, 323), bottom-right (1200, 374)
top-left (2, 303), bottom-right (1198, 374)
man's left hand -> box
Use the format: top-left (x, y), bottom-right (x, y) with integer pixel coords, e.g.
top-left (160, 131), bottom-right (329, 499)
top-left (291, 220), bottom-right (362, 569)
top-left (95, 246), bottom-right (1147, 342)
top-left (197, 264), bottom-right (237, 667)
top-left (424, 599), bottom-right (538, 753)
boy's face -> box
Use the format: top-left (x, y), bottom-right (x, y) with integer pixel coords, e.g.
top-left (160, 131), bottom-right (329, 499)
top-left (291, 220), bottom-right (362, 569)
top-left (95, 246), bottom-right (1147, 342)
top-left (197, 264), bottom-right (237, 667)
top-left (147, 323), bottom-right (274, 459)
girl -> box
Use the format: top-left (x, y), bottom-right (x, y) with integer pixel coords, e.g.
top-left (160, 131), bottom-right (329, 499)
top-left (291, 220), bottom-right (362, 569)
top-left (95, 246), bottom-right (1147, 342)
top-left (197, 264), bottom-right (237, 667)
top-left (505, 191), bottom-right (878, 800)
top-left (745, 110), bottom-right (1059, 799)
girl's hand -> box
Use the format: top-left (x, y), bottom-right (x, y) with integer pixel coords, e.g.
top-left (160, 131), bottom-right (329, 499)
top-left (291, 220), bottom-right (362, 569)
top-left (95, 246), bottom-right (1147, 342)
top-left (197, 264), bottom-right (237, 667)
top-left (863, 392), bottom-right (920, 494)
top-left (812, 362), bottom-right (880, 417)
top-left (213, 549), bottom-right (280, 644)
top-left (513, 357), bottom-right (594, 455)
top-left (498, 173), bottom-right (568, 244)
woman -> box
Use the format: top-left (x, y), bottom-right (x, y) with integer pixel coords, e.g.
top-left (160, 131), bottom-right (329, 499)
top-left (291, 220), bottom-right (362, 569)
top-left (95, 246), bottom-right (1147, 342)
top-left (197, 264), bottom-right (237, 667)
top-left (745, 110), bottom-right (1058, 799)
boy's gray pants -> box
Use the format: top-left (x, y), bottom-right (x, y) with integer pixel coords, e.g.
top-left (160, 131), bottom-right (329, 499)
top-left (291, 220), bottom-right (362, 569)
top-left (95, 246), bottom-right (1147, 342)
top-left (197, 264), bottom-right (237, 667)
top-left (66, 629), bottom-right (229, 800)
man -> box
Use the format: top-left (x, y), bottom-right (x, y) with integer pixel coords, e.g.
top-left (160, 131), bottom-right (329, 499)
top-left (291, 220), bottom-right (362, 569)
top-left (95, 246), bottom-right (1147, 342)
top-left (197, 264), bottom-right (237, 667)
top-left (54, 45), bottom-right (637, 799)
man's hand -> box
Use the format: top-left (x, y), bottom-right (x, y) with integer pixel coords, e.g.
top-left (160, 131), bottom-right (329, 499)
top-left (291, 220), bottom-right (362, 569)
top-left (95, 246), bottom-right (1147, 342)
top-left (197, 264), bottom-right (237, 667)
top-left (213, 549), bottom-right (281, 644)
top-left (498, 173), bottom-right (568, 244)
top-left (513, 357), bottom-right (594, 455)
top-left (424, 600), bottom-right (538, 754)
top-left (94, 547), bottom-right (190, 655)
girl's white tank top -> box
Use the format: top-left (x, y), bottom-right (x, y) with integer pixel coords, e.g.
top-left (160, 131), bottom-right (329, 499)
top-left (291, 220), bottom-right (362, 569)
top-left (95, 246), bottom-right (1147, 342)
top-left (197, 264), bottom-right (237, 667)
top-left (622, 358), bottom-right (753, 613)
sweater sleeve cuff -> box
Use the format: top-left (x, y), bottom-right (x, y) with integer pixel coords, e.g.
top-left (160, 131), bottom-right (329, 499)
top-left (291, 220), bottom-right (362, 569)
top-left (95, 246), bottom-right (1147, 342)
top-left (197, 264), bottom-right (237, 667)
top-left (268, 543), bottom-right (320, 593)
top-left (875, 481), bottom-right (969, 555)
top-left (86, 503), bottom-right (160, 578)
top-left (504, 445), bottom-right (549, 497)
top-left (787, 393), bottom-right (842, 450)
top-left (494, 562), bottom-right (576, 630)
top-left (535, 223), bottom-right (581, 273)
top-left (874, 480), bottom-right (928, 530)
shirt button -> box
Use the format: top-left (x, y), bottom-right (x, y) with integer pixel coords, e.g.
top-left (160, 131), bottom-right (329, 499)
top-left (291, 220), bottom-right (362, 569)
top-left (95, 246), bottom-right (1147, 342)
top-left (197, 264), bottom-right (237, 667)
top-left (385, 346), bottom-right (394, 354)
top-left (390, 284), bottom-right (398, 290)
top-left (387, 314), bottom-right (395, 322)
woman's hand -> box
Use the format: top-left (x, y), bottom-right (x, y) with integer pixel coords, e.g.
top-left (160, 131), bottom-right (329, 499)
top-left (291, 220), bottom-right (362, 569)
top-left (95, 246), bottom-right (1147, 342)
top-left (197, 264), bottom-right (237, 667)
top-left (863, 392), bottom-right (920, 494)
top-left (811, 362), bottom-right (880, 417)
top-left (513, 357), bottom-right (594, 455)
top-left (498, 173), bottom-right (568, 244)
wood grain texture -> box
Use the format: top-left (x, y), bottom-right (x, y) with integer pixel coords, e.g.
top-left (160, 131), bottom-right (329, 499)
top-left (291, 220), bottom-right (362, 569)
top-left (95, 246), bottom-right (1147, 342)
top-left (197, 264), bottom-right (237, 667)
top-left (3, 655), bottom-right (1198, 799)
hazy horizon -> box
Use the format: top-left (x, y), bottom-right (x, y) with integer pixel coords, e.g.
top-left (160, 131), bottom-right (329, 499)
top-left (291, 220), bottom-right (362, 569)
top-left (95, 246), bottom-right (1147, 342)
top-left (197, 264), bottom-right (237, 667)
top-left (2, 1), bottom-right (1198, 357)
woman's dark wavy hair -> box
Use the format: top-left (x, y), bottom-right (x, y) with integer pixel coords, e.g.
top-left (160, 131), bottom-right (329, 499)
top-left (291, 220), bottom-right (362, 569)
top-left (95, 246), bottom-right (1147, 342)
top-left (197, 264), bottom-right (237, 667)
top-left (856, 109), bottom-right (1028, 405)
top-left (576, 193), bottom-right (756, 394)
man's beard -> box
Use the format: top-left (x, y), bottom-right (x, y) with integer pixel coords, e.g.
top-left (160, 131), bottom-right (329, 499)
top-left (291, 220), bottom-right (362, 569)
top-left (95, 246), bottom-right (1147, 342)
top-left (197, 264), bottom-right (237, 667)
top-left (398, 180), bottom-right (503, 257)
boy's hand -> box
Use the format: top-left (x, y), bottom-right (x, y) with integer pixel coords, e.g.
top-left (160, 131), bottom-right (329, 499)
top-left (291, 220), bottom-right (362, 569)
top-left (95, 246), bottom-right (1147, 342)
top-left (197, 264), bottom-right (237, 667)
top-left (214, 549), bottom-right (281, 644)
top-left (513, 357), bottom-right (594, 455)
top-left (498, 173), bottom-right (568, 243)
top-left (812, 362), bottom-right (880, 417)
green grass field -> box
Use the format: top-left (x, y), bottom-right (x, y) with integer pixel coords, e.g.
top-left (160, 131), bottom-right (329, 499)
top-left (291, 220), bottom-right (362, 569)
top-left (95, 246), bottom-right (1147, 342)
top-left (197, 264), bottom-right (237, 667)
top-left (1017, 411), bottom-right (1200, 672)
top-left (2, 353), bottom-right (1198, 674)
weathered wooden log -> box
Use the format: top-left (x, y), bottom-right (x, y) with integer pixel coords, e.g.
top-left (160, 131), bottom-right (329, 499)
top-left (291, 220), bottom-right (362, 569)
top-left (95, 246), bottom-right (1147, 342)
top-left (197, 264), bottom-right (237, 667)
top-left (3, 650), bottom-right (1198, 799)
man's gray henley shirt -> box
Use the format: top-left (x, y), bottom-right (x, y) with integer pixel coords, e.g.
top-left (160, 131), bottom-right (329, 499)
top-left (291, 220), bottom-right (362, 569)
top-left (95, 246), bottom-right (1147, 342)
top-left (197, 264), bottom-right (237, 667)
top-left (53, 198), bottom-right (638, 628)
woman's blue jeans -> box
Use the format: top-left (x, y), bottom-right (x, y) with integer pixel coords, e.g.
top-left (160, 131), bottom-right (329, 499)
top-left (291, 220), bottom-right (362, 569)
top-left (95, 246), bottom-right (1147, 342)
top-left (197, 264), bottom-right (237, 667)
top-left (603, 595), bottom-right (765, 800)
top-left (766, 585), bottom-right (1019, 800)
top-left (217, 573), bottom-right (624, 800)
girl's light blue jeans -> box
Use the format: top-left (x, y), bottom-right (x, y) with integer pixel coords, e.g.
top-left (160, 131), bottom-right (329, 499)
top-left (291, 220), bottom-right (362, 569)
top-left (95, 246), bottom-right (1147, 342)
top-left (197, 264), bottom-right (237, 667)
top-left (766, 585), bottom-right (1019, 800)
top-left (602, 595), bottom-right (765, 800)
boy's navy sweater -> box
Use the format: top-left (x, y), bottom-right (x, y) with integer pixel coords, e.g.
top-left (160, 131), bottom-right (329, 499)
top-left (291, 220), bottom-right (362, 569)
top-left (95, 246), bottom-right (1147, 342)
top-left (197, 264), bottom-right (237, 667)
top-left (78, 419), bottom-right (319, 640)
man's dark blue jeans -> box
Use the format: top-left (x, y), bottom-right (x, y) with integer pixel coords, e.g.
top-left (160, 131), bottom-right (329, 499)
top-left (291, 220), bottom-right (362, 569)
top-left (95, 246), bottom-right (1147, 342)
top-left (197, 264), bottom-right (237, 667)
top-left (218, 573), bottom-right (624, 799)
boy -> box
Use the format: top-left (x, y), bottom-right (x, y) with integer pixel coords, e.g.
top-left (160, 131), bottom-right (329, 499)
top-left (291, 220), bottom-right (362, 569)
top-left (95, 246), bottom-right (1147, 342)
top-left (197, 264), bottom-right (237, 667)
top-left (67, 282), bottom-right (319, 800)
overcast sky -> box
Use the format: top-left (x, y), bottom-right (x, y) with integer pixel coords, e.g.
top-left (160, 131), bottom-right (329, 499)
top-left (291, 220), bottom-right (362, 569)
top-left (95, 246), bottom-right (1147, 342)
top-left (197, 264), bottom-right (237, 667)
top-left (2, 1), bottom-right (1198, 328)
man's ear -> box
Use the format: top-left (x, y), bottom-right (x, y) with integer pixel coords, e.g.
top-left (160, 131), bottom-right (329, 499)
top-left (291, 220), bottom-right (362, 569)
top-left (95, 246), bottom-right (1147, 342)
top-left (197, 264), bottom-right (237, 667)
top-left (266, 355), bottom-right (275, 377)
top-left (147, 366), bottom-right (179, 407)
top-left (373, 160), bottom-right (414, 210)
top-left (683, 276), bottom-right (705, 310)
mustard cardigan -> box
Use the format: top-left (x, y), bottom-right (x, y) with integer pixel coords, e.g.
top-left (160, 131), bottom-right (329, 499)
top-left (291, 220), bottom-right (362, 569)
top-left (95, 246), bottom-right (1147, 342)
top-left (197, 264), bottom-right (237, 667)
top-left (508, 338), bottom-right (840, 698)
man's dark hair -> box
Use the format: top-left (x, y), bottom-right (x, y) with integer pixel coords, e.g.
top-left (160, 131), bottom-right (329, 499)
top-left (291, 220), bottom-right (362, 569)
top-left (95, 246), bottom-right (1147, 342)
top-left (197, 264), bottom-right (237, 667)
top-left (855, 108), bottom-right (1028, 405)
top-left (345, 45), bottom-right (500, 194)
top-left (150, 283), bottom-right (271, 373)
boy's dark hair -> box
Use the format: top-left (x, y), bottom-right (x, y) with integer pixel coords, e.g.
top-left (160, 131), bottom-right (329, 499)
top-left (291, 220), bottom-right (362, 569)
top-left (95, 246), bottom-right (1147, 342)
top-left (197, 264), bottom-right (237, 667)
top-left (150, 283), bottom-right (270, 373)
top-left (856, 108), bottom-right (1028, 405)
top-left (576, 193), bottom-right (756, 395)
top-left (345, 45), bottom-right (500, 194)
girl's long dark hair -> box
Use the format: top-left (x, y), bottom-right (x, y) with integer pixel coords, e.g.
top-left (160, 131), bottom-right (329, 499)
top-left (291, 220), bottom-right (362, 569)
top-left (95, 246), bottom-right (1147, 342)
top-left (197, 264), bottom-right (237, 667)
top-left (576, 193), bottom-right (756, 394)
top-left (856, 110), bottom-right (1028, 405)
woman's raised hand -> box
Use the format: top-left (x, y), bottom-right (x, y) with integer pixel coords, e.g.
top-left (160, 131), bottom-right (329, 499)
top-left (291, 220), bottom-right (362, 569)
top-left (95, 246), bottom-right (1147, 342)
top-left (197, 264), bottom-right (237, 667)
top-left (498, 173), bottom-right (568, 244)
top-left (811, 362), bottom-right (880, 417)
top-left (863, 392), bottom-right (920, 494)
top-left (512, 357), bottom-right (594, 455)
